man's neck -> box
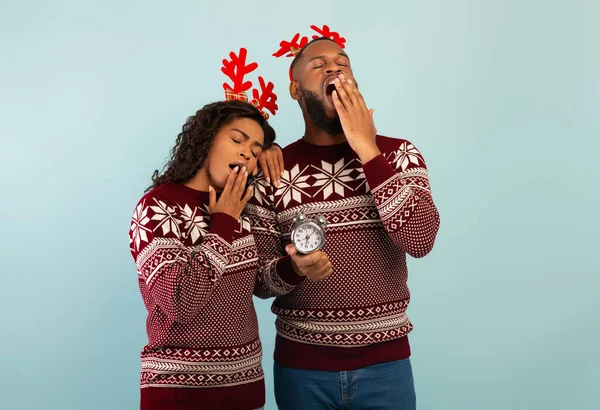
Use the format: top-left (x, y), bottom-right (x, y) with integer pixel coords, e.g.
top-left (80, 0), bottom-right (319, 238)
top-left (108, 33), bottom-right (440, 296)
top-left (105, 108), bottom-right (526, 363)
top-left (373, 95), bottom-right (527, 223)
top-left (302, 120), bottom-right (346, 146)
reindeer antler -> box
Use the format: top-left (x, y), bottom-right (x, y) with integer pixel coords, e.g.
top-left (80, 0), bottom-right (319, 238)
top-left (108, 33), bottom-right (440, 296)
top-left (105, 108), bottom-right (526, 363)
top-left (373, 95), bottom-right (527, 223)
top-left (272, 33), bottom-right (309, 58)
top-left (310, 25), bottom-right (346, 49)
top-left (273, 25), bottom-right (348, 81)
top-left (221, 48), bottom-right (258, 100)
top-left (251, 76), bottom-right (278, 119)
top-left (221, 48), bottom-right (278, 119)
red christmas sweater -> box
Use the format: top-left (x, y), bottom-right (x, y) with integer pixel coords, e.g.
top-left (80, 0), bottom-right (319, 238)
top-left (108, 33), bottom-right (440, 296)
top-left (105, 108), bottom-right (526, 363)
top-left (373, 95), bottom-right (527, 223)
top-left (248, 135), bottom-right (441, 371)
top-left (129, 182), bottom-right (283, 410)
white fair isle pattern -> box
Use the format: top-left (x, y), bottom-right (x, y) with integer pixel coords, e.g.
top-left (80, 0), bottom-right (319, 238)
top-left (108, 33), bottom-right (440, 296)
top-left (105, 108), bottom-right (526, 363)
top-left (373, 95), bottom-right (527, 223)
top-left (371, 176), bottom-right (414, 224)
top-left (141, 340), bottom-right (263, 388)
top-left (239, 216), bottom-right (252, 233)
top-left (277, 322), bottom-right (413, 347)
top-left (130, 201), bottom-right (151, 252)
top-left (354, 165), bottom-right (370, 192)
top-left (276, 313), bottom-right (412, 346)
top-left (142, 355), bottom-right (261, 375)
top-left (273, 159), bottom-right (368, 207)
top-left (276, 164), bottom-right (312, 207)
top-left (276, 195), bottom-right (380, 225)
top-left (311, 158), bottom-right (357, 199)
top-left (179, 203), bottom-right (209, 244)
top-left (150, 199), bottom-right (182, 238)
top-left (250, 173), bottom-right (270, 206)
top-left (272, 300), bottom-right (410, 323)
top-left (389, 141), bottom-right (424, 171)
top-left (141, 368), bottom-right (264, 388)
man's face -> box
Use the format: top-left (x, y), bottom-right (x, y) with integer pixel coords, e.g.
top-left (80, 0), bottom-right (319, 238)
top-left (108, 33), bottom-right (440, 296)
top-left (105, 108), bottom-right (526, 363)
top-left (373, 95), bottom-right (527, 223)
top-left (292, 40), bottom-right (357, 134)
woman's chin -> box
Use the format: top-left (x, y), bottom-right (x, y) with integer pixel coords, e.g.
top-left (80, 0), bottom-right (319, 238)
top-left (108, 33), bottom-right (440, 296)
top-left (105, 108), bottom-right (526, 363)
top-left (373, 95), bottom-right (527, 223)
top-left (210, 179), bottom-right (227, 192)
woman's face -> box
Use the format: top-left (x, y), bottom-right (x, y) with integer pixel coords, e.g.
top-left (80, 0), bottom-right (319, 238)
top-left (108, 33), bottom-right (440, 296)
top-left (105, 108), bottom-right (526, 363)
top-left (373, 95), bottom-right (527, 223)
top-left (201, 117), bottom-right (265, 191)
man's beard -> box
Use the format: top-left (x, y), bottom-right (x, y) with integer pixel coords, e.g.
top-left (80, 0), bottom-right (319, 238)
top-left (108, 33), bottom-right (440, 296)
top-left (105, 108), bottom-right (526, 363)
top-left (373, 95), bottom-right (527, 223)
top-left (299, 88), bottom-right (344, 136)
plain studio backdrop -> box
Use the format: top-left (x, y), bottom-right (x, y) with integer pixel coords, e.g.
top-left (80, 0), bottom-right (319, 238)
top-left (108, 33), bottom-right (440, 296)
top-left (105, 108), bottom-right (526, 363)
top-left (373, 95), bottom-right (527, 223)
top-left (1, 1), bottom-right (598, 409)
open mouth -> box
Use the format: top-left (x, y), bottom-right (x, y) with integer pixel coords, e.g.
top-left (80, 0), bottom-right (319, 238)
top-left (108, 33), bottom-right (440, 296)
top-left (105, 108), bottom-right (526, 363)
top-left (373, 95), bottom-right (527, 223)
top-left (325, 81), bottom-right (336, 97)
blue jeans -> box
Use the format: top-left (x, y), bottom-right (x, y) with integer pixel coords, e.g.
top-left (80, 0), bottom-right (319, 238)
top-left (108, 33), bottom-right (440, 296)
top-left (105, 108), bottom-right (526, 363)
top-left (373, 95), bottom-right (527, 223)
top-left (274, 358), bottom-right (416, 410)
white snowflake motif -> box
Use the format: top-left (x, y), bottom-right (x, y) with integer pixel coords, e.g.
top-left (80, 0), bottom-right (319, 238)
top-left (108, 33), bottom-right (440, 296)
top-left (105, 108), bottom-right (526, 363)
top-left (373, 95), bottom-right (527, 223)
top-left (354, 166), bottom-right (370, 193)
top-left (312, 159), bottom-right (355, 199)
top-left (179, 204), bottom-right (208, 244)
top-left (275, 164), bottom-right (311, 207)
top-left (251, 174), bottom-right (270, 206)
top-left (391, 142), bottom-right (422, 171)
top-left (130, 202), bottom-right (151, 251)
top-left (150, 199), bottom-right (182, 238)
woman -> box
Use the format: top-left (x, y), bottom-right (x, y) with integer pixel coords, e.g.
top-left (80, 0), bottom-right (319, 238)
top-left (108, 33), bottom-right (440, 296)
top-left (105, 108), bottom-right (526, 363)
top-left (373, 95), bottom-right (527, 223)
top-left (128, 100), bottom-right (275, 410)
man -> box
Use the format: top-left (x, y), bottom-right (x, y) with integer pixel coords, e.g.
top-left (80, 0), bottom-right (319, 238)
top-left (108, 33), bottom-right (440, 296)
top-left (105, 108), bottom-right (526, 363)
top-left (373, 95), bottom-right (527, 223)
top-left (250, 37), bottom-right (440, 410)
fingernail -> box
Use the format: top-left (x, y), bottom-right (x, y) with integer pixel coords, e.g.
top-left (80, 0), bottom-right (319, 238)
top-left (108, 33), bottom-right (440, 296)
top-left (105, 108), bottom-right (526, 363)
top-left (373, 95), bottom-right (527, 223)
top-left (339, 73), bottom-right (346, 80)
top-left (281, 171), bottom-right (285, 177)
top-left (209, 186), bottom-right (213, 192)
top-left (265, 176), bottom-right (270, 183)
top-left (275, 180), bottom-right (280, 187)
top-left (245, 170), bottom-right (248, 176)
top-left (234, 166), bottom-right (240, 172)
top-left (334, 78), bottom-right (340, 84)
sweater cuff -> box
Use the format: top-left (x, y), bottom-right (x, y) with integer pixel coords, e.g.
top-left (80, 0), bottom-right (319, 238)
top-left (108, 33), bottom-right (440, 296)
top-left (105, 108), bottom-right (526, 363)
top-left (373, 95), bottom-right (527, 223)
top-left (362, 154), bottom-right (398, 189)
top-left (208, 213), bottom-right (239, 243)
top-left (276, 256), bottom-right (305, 286)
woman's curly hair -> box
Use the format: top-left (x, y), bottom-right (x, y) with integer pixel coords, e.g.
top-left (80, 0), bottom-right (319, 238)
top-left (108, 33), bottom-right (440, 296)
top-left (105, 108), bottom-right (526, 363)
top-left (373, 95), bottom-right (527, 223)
top-left (147, 100), bottom-right (276, 192)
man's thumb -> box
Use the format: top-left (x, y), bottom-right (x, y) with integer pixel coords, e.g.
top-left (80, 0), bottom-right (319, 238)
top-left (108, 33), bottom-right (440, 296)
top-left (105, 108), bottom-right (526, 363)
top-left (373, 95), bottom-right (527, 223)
top-left (285, 244), bottom-right (298, 257)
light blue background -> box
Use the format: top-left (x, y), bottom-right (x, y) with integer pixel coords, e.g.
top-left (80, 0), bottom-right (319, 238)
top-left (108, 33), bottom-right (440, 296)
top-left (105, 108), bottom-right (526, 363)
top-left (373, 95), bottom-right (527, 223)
top-left (1, 1), bottom-right (598, 409)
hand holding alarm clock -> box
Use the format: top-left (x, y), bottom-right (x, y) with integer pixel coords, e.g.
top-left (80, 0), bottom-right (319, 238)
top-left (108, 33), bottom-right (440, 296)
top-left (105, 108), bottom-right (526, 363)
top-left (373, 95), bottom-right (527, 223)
top-left (290, 212), bottom-right (327, 254)
top-left (285, 211), bottom-right (332, 281)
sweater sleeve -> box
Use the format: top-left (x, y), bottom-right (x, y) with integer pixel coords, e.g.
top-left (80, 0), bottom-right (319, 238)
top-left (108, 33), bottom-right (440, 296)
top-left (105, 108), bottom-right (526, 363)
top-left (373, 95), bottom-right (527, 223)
top-left (362, 139), bottom-right (440, 258)
top-left (246, 178), bottom-right (305, 299)
top-left (129, 195), bottom-right (239, 323)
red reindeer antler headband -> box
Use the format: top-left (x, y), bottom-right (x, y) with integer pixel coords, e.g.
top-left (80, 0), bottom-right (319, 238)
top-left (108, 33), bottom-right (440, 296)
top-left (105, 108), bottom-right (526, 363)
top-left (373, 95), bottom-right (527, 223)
top-left (222, 48), bottom-right (278, 119)
top-left (273, 25), bottom-right (347, 80)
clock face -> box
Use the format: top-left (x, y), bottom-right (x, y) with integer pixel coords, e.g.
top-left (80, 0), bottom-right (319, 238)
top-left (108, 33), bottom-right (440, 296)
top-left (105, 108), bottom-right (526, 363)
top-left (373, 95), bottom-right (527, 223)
top-left (292, 222), bottom-right (324, 253)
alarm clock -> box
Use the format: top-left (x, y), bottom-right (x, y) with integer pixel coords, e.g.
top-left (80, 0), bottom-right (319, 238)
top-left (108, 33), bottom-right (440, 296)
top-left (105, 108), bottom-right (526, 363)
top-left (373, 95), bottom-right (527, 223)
top-left (290, 212), bottom-right (327, 254)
